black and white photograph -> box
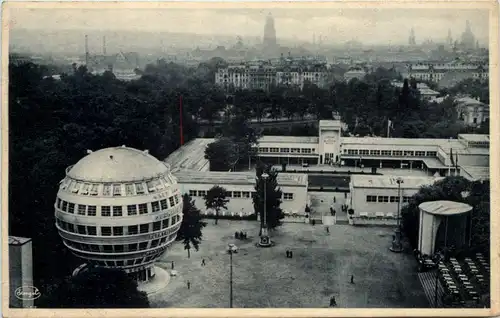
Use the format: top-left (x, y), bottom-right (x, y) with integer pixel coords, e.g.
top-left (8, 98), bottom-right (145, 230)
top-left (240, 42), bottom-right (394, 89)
top-left (2, 1), bottom-right (498, 316)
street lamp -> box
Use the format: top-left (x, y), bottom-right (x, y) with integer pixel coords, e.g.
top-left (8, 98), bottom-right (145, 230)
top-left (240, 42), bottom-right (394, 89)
top-left (390, 177), bottom-right (404, 253)
top-left (258, 172), bottom-right (272, 247)
top-left (462, 190), bottom-right (471, 247)
top-left (228, 243), bottom-right (238, 308)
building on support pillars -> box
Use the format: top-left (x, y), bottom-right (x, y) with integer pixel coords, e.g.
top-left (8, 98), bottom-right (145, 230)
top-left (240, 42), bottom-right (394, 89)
top-left (418, 201), bottom-right (472, 256)
top-left (54, 146), bottom-right (183, 283)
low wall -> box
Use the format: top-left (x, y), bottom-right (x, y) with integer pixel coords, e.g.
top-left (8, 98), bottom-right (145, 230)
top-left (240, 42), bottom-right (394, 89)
top-left (351, 216), bottom-right (398, 226)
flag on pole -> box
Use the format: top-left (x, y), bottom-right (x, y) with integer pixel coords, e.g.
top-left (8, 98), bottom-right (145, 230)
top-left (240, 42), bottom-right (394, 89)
top-left (387, 119), bottom-right (394, 138)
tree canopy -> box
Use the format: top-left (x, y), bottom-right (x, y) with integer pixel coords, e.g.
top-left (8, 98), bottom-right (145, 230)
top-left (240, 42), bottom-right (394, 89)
top-left (204, 185), bottom-right (229, 225)
top-left (253, 163), bottom-right (284, 231)
top-left (177, 194), bottom-right (207, 258)
top-left (401, 176), bottom-right (490, 255)
top-left (37, 267), bottom-right (150, 308)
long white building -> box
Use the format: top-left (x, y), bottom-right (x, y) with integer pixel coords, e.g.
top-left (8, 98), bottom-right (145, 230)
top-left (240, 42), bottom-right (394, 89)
top-left (174, 171), bottom-right (309, 220)
top-left (349, 175), bottom-right (444, 219)
top-left (215, 63), bottom-right (329, 91)
top-left (167, 121), bottom-right (489, 180)
top-left (164, 120), bottom-right (489, 224)
top-left (406, 62), bottom-right (488, 84)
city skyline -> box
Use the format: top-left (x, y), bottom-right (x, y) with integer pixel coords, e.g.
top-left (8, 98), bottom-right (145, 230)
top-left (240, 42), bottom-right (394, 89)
top-left (9, 7), bottom-right (490, 46)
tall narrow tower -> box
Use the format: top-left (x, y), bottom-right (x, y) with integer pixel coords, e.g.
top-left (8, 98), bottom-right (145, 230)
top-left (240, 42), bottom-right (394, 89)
top-left (263, 13), bottom-right (277, 49)
top-left (408, 28), bottom-right (416, 46)
top-left (447, 29), bottom-right (453, 47)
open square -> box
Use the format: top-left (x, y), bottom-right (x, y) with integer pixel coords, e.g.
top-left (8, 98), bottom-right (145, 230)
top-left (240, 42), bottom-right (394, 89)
top-left (151, 220), bottom-right (429, 308)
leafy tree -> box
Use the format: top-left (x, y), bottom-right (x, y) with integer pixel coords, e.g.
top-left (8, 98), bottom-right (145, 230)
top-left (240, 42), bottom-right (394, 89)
top-left (177, 194), bottom-right (207, 258)
top-left (37, 267), bottom-right (149, 308)
top-left (401, 176), bottom-right (490, 255)
top-left (204, 137), bottom-right (239, 171)
top-left (205, 185), bottom-right (229, 225)
top-left (253, 163), bottom-right (284, 232)
top-left (221, 110), bottom-right (261, 168)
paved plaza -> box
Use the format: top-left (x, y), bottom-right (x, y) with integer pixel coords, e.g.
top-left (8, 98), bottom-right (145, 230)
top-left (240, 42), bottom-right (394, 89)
top-left (151, 220), bottom-right (429, 308)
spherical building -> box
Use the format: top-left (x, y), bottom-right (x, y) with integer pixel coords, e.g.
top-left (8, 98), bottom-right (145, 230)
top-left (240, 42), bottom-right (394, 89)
top-left (54, 146), bottom-right (183, 282)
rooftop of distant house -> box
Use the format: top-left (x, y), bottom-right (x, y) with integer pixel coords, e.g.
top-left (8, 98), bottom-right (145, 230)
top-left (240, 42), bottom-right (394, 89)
top-left (350, 175), bottom-right (444, 189)
top-left (173, 170), bottom-right (308, 187)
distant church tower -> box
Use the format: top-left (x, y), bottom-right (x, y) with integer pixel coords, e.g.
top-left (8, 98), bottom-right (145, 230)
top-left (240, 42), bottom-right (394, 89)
top-left (446, 29), bottom-right (453, 47)
top-left (263, 13), bottom-right (277, 49)
top-left (409, 28), bottom-right (416, 46)
top-left (461, 20), bottom-right (476, 50)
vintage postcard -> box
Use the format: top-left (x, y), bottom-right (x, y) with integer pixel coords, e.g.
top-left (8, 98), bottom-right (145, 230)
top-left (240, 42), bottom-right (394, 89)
top-left (1, 1), bottom-right (498, 317)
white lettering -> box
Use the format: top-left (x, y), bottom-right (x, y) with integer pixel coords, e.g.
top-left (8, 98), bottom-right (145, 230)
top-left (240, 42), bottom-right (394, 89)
top-left (15, 286), bottom-right (41, 300)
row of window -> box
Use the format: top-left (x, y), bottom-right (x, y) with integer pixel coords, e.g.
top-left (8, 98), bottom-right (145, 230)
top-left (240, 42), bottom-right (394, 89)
top-left (56, 194), bottom-right (180, 217)
top-left (345, 149), bottom-right (437, 157)
top-left (64, 236), bottom-right (173, 254)
top-left (188, 190), bottom-right (295, 201)
top-left (366, 195), bottom-right (411, 203)
top-left (57, 214), bottom-right (181, 236)
top-left (252, 147), bottom-right (316, 154)
top-left (60, 176), bottom-right (176, 197)
top-left (87, 257), bottom-right (156, 267)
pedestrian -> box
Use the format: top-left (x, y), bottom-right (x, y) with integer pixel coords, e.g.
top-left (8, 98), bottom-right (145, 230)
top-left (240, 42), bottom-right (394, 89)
top-left (329, 296), bottom-right (337, 307)
top-left (326, 226), bottom-right (329, 233)
top-left (286, 250), bottom-right (290, 258)
top-left (171, 261), bottom-right (174, 270)
top-left (350, 275), bottom-right (354, 284)
top-left (290, 251), bottom-right (293, 258)
top-left (312, 219), bottom-right (316, 226)
top-left (187, 281), bottom-right (191, 289)
top-left (201, 258), bottom-right (206, 266)
top-left (333, 197), bottom-right (336, 203)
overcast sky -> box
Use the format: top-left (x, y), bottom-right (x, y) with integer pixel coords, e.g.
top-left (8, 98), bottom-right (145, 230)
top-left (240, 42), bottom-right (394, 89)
top-left (9, 7), bottom-right (490, 45)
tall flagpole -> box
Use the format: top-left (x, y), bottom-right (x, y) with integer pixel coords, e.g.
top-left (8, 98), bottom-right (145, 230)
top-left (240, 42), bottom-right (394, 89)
top-left (179, 95), bottom-right (184, 146)
top-left (387, 119), bottom-right (390, 138)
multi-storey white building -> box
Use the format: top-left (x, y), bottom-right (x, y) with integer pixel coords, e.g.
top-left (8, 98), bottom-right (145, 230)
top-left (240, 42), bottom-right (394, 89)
top-left (406, 62), bottom-right (488, 83)
top-left (455, 96), bottom-right (490, 127)
top-left (390, 80), bottom-right (440, 100)
top-left (55, 146), bottom-right (183, 282)
top-left (215, 62), bottom-right (329, 91)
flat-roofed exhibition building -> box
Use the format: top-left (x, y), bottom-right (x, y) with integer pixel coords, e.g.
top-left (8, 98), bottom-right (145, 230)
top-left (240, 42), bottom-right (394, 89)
top-left (54, 146), bottom-right (183, 282)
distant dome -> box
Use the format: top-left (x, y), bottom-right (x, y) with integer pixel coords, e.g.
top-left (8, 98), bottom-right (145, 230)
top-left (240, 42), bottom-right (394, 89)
top-left (67, 147), bottom-right (169, 183)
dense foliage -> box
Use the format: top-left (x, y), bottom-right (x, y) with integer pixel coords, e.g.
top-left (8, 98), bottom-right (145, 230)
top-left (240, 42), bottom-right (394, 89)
top-left (37, 267), bottom-right (150, 308)
top-left (253, 163), bottom-right (284, 231)
top-left (8, 61), bottom-right (212, 292)
top-left (177, 194), bottom-right (207, 258)
top-left (401, 176), bottom-right (490, 255)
